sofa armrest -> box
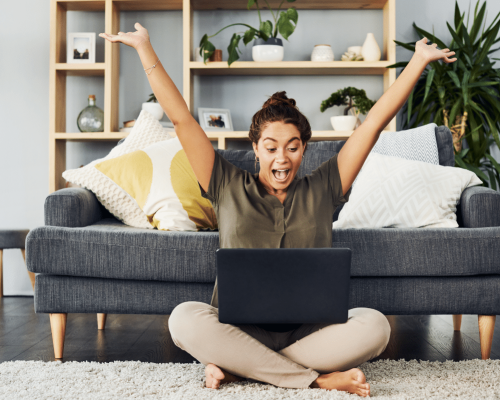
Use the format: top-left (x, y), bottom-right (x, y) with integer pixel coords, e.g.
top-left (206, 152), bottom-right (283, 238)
top-left (459, 186), bottom-right (500, 228)
top-left (44, 188), bottom-right (103, 227)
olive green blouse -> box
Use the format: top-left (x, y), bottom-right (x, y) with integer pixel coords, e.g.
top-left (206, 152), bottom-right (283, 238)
top-left (199, 150), bottom-right (351, 332)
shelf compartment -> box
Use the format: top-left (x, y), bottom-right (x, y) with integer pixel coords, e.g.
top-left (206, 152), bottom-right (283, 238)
top-left (114, 0), bottom-right (183, 11)
top-left (56, 0), bottom-right (106, 11)
top-left (191, 0), bottom-right (388, 10)
top-left (54, 132), bottom-right (125, 141)
top-left (53, 130), bottom-right (356, 141)
top-left (55, 63), bottom-right (106, 76)
top-left (189, 61), bottom-right (392, 76)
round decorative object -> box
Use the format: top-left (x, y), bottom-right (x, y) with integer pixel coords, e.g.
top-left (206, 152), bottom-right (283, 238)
top-left (311, 44), bottom-right (334, 62)
top-left (142, 102), bottom-right (164, 120)
top-left (361, 33), bottom-right (381, 62)
top-left (347, 46), bottom-right (362, 56)
top-left (330, 115), bottom-right (358, 131)
top-left (252, 38), bottom-right (284, 62)
top-left (77, 95), bottom-right (104, 132)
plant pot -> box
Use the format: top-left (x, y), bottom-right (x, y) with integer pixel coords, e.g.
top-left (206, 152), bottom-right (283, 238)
top-left (142, 102), bottom-right (164, 120)
top-left (330, 115), bottom-right (358, 131)
top-left (252, 38), bottom-right (284, 62)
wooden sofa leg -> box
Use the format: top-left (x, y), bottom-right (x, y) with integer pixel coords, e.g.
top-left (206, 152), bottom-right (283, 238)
top-left (21, 249), bottom-right (36, 290)
top-left (478, 315), bottom-right (496, 360)
top-left (452, 315), bottom-right (462, 331)
top-left (97, 313), bottom-right (107, 330)
top-left (50, 313), bottom-right (67, 359)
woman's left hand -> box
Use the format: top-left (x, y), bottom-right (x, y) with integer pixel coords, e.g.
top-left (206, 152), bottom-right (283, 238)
top-left (415, 37), bottom-right (457, 64)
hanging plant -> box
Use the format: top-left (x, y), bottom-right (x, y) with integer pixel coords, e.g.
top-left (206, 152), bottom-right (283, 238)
top-left (198, 0), bottom-right (298, 66)
top-left (387, 0), bottom-right (500, 190)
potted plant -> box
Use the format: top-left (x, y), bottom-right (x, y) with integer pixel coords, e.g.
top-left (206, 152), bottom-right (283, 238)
top-left (198, 0), bottom-right (298, 66)
top-left (142, 93), bottom-right (164, 120)
top-left (320, 87), bottom-right (376, 131)
top-left (387, 0), bottom-right (500, 190)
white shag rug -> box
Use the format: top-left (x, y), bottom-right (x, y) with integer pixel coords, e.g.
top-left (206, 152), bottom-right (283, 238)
top-left (1, 359), bottom-right (499, 399)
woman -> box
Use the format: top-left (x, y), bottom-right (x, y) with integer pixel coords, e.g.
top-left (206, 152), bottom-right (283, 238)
top-left (100, 24), bottom-right (455, 397)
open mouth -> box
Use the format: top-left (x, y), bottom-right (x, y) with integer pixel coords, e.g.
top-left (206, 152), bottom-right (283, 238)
top-left (272, 169), bottom-right (290, 182)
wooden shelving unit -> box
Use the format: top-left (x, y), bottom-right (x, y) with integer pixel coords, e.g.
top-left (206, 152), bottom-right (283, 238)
top-left (49, 0), bottom-right (396, 193)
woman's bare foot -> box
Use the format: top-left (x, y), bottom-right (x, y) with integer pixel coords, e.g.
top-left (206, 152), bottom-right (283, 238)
top-left (310, 368), bottom-right (370, 397)
top-left (205, 363), bottom-right (246, 389)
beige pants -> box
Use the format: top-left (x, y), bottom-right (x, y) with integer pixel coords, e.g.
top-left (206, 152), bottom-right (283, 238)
top-left (168, 301), bottom-right (391, 389)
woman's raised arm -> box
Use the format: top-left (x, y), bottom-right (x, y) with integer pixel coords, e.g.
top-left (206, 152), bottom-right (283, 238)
top-left (100, 23), bottom-right (215, 192)
top-left (336, 37), bottom-right (457, 197)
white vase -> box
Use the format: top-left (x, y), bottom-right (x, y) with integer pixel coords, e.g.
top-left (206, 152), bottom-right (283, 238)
top-left (252, 38), bottom-right (284, 62)
top-left (142, 102), bottom-right (164, 120)
top-left (330, 116), bottom-right (358, 131)
top-left (361, 33), bottom-right (381, 62)
top-left (311, 44), bottom-right (334, 61)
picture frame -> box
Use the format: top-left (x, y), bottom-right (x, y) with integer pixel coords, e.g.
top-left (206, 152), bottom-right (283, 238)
top-left (67, 32), bottom-right (96, 63)
top-left (198, 108), bottom-right (234, 132)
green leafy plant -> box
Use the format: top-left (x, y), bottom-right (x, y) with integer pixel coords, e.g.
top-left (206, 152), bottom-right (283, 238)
top-left (199, 0), bottom-right (298, 66)
top-left (320, 87), bottom-right (376, 118)
top-left (387, 0), bottom-right (500, 190)
top-left (147, 93), bottom-right (157, 103)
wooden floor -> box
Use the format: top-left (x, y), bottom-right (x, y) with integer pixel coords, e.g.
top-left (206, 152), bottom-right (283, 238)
top-left (1, 297), bottom-right (499, 363)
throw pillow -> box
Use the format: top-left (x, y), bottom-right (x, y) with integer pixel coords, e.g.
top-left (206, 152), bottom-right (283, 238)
top-left (372, 123), bottom-right (440, 164)
top-left (94, 138), bottom-right (217, 231)
top-left (352, 123), bottom-right (440, 187)
top-left (333, 152), bottom-right (483, 229)
top-left (62, 110), bottom-right (173, 229)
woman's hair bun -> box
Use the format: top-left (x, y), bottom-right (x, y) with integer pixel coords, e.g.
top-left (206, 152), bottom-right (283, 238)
top-left (262, 91), bottom-right (297, 109)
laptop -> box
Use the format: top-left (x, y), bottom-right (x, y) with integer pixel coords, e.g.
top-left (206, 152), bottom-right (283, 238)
top-left (216, 248), bottom-right (352, 325)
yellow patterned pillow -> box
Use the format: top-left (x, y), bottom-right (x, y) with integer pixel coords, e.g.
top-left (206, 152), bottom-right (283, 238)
top-left (94, 138), bottom-right (217, 231)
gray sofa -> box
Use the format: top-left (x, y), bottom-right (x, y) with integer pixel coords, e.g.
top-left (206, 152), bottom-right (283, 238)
top-left (26, 125), bottom-right (500, 360)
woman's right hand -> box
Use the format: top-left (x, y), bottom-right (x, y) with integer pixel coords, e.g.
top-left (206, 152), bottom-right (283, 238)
top-left (99, 22), bottom-right (150, 50)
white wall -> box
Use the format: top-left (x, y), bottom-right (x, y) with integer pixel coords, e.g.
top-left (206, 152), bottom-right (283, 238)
top-left (2, 0), bottom-right (499, 295)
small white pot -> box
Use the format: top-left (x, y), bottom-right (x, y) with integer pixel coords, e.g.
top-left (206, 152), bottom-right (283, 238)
top-left (311, 44), bottom-right (334, 62)
top-left (252, 38), bottom-right (284, 62)
top-left (142, 102), bottom-right (164, 120)
top-left (330, 116), bottom-right (358, 131)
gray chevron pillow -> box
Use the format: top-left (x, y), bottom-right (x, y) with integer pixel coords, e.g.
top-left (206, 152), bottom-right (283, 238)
top-left (373, 123), bottom-right (440, 163)
top-left (333, 152), bottom-right (482, 229)
top-left (352, 123), bottom-right (439, 187)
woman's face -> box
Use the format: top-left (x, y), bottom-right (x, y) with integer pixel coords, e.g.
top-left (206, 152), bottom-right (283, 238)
top-left (252, 121), bottom-right (306, 194)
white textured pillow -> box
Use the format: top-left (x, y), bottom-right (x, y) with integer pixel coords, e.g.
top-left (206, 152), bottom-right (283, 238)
top-left (62, 110), bottom-right (173, 228)
top-left (333, 152), bottom-right (483, 229)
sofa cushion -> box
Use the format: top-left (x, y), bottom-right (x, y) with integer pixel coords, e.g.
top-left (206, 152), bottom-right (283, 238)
top-left (26, 218), bottom-right (500, 281)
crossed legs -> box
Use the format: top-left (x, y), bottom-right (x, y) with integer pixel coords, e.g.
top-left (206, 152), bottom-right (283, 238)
top-left (168, 301), bottom-right (390, 392)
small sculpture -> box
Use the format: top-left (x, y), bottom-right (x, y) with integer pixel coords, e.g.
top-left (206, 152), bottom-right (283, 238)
top-left (341, 51), bottom-right (364, 61)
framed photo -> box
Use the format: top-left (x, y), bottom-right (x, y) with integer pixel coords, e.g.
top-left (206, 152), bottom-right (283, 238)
top-left (198, 108), bottom-right (234, 132)
top-left (67, 32), bottom-right (96, 63)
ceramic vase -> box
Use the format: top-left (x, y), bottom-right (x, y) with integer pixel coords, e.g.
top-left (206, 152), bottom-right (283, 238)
top-left (361, 33), bottom-right (381, 62)
top-left (142, 102), bottom-right (164, 120)
top-left (311, 44), bottom-right (334, 62)
top-left (252, 38), bottom-right (284, 62)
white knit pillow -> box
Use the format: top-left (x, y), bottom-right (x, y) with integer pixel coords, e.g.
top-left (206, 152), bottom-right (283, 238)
top-left (333, 152), bottom-right (483, 229)
top-left (62, 110), bottom-right (173, 228)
